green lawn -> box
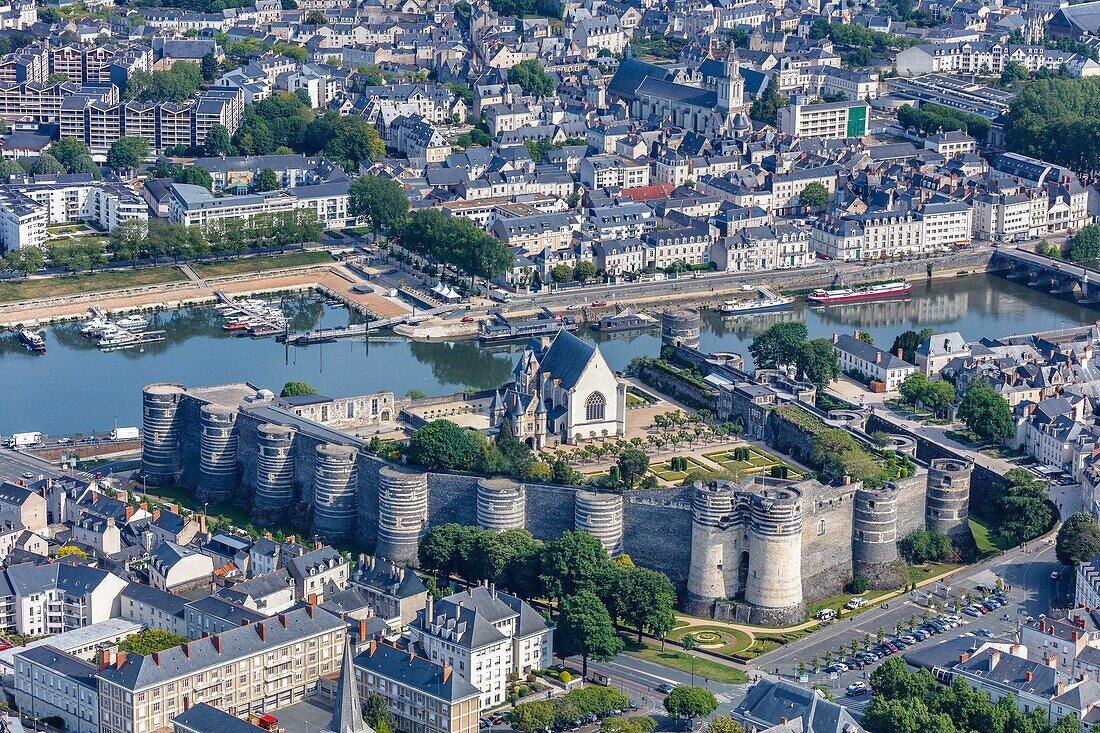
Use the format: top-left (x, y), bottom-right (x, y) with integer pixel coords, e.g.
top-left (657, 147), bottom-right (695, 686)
top-left (970, 516), bottom-right (1011, 555)
top-left (0, 267), bottom-right (187, 304)
top-left (47, 223), bottom-right (84, 234)
top-left (620, 639), bottom-right (747, 684)
top-left (667, 625), bottom-right (753, 656)
top-left (192, 250), bottom-right (333, 279)
top-left (703, 446), bottom-right (804, 480)
top-left (649, 455), bottom-right (710, 482)
top-left (907, 562), bottom-right (963, 585)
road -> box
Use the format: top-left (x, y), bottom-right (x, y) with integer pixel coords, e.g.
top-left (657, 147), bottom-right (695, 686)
top-left (750, 538), bottom-right (1060, 708)
top-left (0, 448), bottom-right (68, 483)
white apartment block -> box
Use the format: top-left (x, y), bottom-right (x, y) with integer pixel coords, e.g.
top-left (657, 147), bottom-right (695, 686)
top-left (920, 201), bottom-right (973, 249)
top-left (97, 606), bottom-right (346, 733)
top-left (4, 562), bottom-right (128, 636)
top-left (972, 189), bottom-right (1048, 242)
top-left (167, 181), bottom-right (351, 229)
top-left (0, 177), bottom-right (148, 251)
top-left (776, 100), bottom-right (869, 140)
top-left (896, 42), bottom-right (1100, 78)
top-left (410, 585), bottom-right (553, 709)
top-left (579, 154), bottom-right (650, 190)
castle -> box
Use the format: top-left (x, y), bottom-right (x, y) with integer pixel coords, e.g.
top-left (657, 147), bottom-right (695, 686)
top-left (141, 375), bottom-right (973, 625)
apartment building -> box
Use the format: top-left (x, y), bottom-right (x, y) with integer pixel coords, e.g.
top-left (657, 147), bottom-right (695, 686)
top-left (590, 203), bottom-right (656, 240)
top-left (3, 561), bottom-right (128, 636)
top-left (919, 201), bottom-right (973, 249)
top-left (194, 154), bottom-right (345, 193)
top-left (348, 555), bottom-right (429, 630)
top-left (711, 225), bottom-right (813, 272)
top-left (166, 183), bottom-right (297, 227)
top-left (776, 100), bottom-right (869, 140)
top-left (490, 212), bottom-right (579, 255)
top-left (14, 646), bottom-right (100, 733)
top-left (896, 41), bottom-right (1100, 78)
top-left (96, 606), bottom-right (346, 733)
top-left (810, 209), bottom-right (927, 261)
top-left (924, 130), bottom-right (976, 159)
top-left (0, 177), bottom-right (148, 251)
top-left (352, 640), bottom-right (481, 733)
top-left (769, 166), bottom-right (842, 214)
top-left (410, 585), bottom-right (553, 708)
top-left (972, 188), bottom-right (1047, 242)
top-left (579, 154), bottom-right (650, 190)
top-left (0, 187), bottom-right (45, 252)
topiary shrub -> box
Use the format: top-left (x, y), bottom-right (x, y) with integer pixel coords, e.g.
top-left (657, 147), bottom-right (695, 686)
top-left (559, 671), bottom-right (572, 683)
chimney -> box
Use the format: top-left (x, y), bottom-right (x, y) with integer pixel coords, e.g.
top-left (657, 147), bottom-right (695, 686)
top-left (896, 348), bottom-right (904, 360)
top-left (315, 540), bottom-right (322, 550)
top-left (359, 618), bottom-right (367, 641)
top-left (212, 635), bottom-right (221, 653)
top-left (124, 506), bottom-right (135, 522)
top-left (1046, 654), bottom-right (1058, 668)
top-left (279, 614), bottom-right (287, 628)
top-left (425, 594), bottom-right (434, 623)
top-left (959, 651), bottom-right (971, 663)
top-left (308, 593), bottom-right (318, 605)
top-left (265, 532), bottom-right (273, 540)
top-left (198, 514), bottom-right (207, 534)
top-left (89, 489), bottom-right (98, 503)
top-left (139, 502), bottom-right (147, 511)
top-left (98, 649), bottom-right (111, 670)
top-left (990, 650), bottom-right (1001, 668)
top-left (1057, 681), bottom-right (1066, 696)
top-left (1040, 620), bottom-right (1047, 633)
top-left (152, 509), bottom-right (160, 522)
top-left (1074, 631), bottom-right (1081, 642)
top-left (288, 534), bottom-right (296, 544)
top-left (152, 652), bottom-right (160, 666)
top-left (182, 643), bottom-right (190, 658)
top-left (169, 503), bottom-right (178, 514)
top-left (257, 623), bottom-right (266, 641)
top-left (1026, 670), bottom-right (1034, 683)
top-left (113, 489), bottom-right (126, 501)
top-left (443, 661), bottom-right (452, 682)
top-left (306, 604), bottom-right (315, 619)
top-left (369, 640), bottom-right (377, 655)
top-left (115, 652), bottom-right (126, 668)
top-left (876, 352), bottom-right (882, 363)
top-left (1075, 616), bottom-right (1086, 630)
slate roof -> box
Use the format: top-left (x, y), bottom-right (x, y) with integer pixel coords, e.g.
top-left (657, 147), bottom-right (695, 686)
top-left (353, 641), bottom-right (480, 702)
top-left (532, 330), bottom-right (597, 391)
top-left (833, 334), bottom-right (912, 371)
top-left (733, 679), bottom-right (866, 733)
top-left (100, 606), bottom-right (344, 690)
top-left (14, 645), bottom-right (98, 688)
top-left (6, 561), bottom-right (117, 597)
top-left (173, 703), bottom-right (270, 733)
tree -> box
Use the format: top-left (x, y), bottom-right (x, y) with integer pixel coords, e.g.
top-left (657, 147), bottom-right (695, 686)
top-left (349, 176), bottom-right (410, 238)
top-left (899, 372), bottom-right (929, 405)
top-left (995, 469), bottom-right (1055, 546)
top-left (0, 159), bottom-right (24, 177)
top-left (663, 687), bottom-right (718, 720)
top-left (204, 123), bottom-right (233, 156)
top-left (550, 264), bottom-right (573, 283)
top-left (1071, 225), bottom-right (1100, 263)
top-left (508, 59), bottom-right (555, 97)
top-left (799, 182), bottom-right (830, 209)
top-left (119, 629), bottom-right (189, 655)
top-left (957, 382), bottom-right (1014, 443)
top-left (508, 701), bottom-right (556, 733)
top-left (407, 420), bottom-right (485, 471)
top-left (56, 545), bottom-right (87, 559)
top-left (749, 321), bottom-right (808, 369)
top-left (1057, 513), bottom-right (1100, 566)
top-left (107, 136), bottom-right (150, 171)
top-left (794, 338), bottom-right (841, 391)
top-left (280, 381), bottom-right (317, 397)
top-left (749, 75), bottom-right (788, 124)
top-left (615, 567), bottom-right (676, 642)
top-left (601, 718), bottom-right (656, 733)
top-left (30, 152), bottom-right (63, 175)
top-left (890, 328), bottom-right (933, 363)
top-left (172, 165), bottom-right (214, 190)
top-left (554, 590), bottom-right (623, 678)
top-left (254, 167), bottom-right (280, 192)
top-left (869, 656), bottom-right (937, 701)
top-left (707, 717), bottom-right (744, 733)
top-left (49, 137), bottom-right (92, 172)
top-left (1000, 60), bottom-right (1030, 86)
top-left (4, 246), bottom-right (44, 277)
top-left (363, 693), bottom-right (394, 733)
top-left (540, 530), bottom-right (615, 602)
top-left (574, 260), bottom-right (598, 282)
top-left (616, 448), bottom-right (649, 489)
top-left (201, 51), bottom-right (218, 81)
top-left (306, 9), bottom-right (327, 23)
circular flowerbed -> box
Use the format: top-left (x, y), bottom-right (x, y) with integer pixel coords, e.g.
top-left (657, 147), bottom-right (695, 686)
top-left (689, 630), bottom-right (724, 644)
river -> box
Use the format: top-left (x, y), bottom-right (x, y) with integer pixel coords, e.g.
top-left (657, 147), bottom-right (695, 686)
top-left (3, 273), bottom-right (1094, 436)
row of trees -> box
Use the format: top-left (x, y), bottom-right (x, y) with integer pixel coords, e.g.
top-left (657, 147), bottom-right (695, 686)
top-left (898, 373), bottom-right (956, 417)
top-left (508, 687), bottom-right (632, 733)
top-left (107, 210), bottom-right (322, 264)
top-left (418, 527), bottom-right (676, 674)
top-left (897, 103), bottom-right (991, 141)
top-left (899, 527), bottom-right (955, 564)
top-left (747, 321), bottom-right (841, 392)
top-left (49, 239), bottom-right (108, 273)
top-left (401, 208), bottom-right (513, 282)
top-left (864, 656), bottom-right (1080, 733)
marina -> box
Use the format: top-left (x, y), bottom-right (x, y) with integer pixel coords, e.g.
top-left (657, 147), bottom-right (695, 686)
top-left (1, 273), bottom-right (1097, 436)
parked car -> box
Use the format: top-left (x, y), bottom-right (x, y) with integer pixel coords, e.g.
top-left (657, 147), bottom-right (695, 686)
top-left (846, 682), bottom-right (869, 697)
top-left (975, 628), bottom-right (994, 637)
top-left (963, 607), bottom-right (982, 617)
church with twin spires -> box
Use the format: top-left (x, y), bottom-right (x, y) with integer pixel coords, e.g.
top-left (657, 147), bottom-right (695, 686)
top-left (489, 331), bottom-right (626, 448)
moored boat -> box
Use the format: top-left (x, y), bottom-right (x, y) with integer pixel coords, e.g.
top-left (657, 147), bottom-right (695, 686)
top-left (717, 288), bottom-right (796, 315)
top-left (807, 281), bottom-right (912, 305)
top-left (18, 329), bottom-right (45, 352)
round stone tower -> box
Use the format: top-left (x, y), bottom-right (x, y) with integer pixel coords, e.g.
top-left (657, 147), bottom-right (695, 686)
top-left (661, 308), bottom-right (701, 350)
top-left (853, 482), bottom-right (904, 589)
top-left (883, 434), bottom-right (917, 458)
top-left (926, 458), bottom-right (973, 539)
top-left (141, 382), bottom-right (187, 486)
top-left (198, 404), bottom-right (238, 502)
top-left (574, 490), bottom-right (624, 557)
top-left (376, 466), bottom-right (429, 566)
top-left (252, 423), bottom-right (297, 519)
top-left (685, 481), bottom-right (739, 615)
top-left (312, 444), bottom-right (359, 540)
top-left (476, 478), bottom-right (526, 532)
top-left (745, 486), bottom-right (804, 624)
